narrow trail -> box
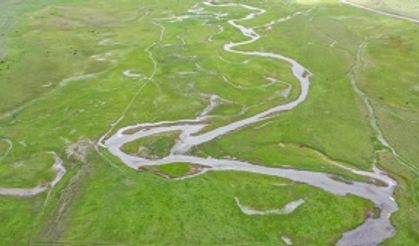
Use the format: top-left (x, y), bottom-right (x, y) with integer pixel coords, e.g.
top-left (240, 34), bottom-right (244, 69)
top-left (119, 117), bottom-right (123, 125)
top-left (98, 20), bottom-right (166, 147)
top-left (102, 1), bottom-right (399, 245)
top-left (340, 0), bottom-right (419, 24)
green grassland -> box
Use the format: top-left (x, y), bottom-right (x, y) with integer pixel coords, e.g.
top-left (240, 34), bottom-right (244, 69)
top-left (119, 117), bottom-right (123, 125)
top-left (36, 155), bottom-right (372, 245)
top-left (0, 0), bottom-right (418, 245)
top-left (153, 162), bottom-right (192, 177)
top-left (141, 162), bottom-right (200, 178)
top-left (121, 132), bottom-right (179, 159)
top-left (348, 0), bottom-right (419, 19)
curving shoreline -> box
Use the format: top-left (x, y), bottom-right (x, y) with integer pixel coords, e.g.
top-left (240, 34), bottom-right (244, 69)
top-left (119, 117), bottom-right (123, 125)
top-left (0, 152), bottom-right (66, 197)
top-left (102, 1), bottom-right (399, 245)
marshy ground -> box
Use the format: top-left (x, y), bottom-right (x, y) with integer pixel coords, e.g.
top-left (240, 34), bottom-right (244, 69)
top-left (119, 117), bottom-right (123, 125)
top-left (0, 0), bottom-right (418, 245)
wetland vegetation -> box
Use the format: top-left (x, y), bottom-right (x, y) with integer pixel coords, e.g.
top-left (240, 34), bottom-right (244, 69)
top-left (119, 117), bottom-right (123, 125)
top-left (0, 0), bottom-right (418, 245)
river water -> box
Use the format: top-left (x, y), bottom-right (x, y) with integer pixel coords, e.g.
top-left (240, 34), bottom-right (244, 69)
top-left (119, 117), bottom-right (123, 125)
top-left (102, 1), bottom-right (398, 245)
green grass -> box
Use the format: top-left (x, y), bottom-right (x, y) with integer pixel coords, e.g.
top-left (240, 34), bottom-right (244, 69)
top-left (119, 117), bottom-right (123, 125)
top-left (348, 0), bottom-right (419, 19)
top-left (121, 132), bottom-right (179, 159)
top-left (38, 154), bottom-right (373, 245)
top-left (0, 196), bottom-right (43, 245)
top-left (154, 163), bottom-right (192, 178)
top-left (0, 140), bottom-right (10, 157)
top-left (0, 152), bottom-right (55, 187)
top-left (0, 0), bottom-right (418, 245)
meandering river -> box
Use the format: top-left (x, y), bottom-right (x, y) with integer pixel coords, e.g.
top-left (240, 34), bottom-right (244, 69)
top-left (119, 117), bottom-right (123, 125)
top-left (102, 1), bottom-right (399, 245)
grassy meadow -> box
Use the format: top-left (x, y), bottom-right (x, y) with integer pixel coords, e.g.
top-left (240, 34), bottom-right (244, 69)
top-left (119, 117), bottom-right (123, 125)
top-left (0, 0), bottom-right (418, 245)
top-left (348, 0), bottom-right (419, 19)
